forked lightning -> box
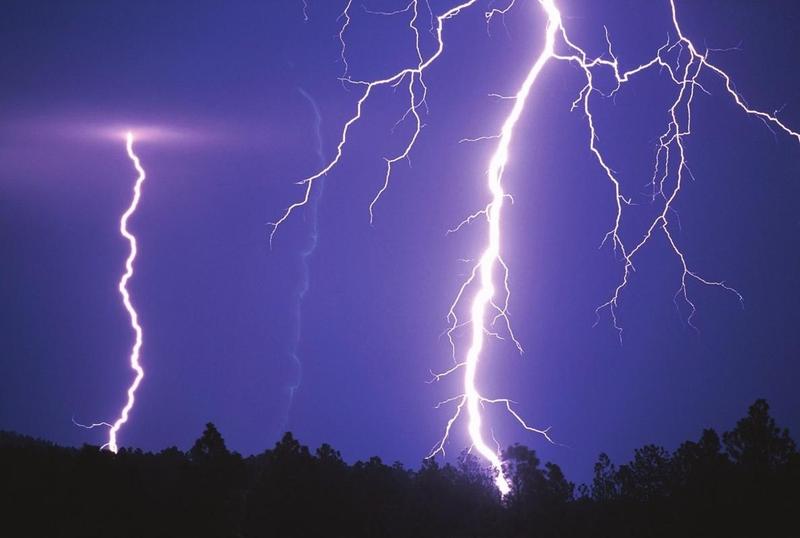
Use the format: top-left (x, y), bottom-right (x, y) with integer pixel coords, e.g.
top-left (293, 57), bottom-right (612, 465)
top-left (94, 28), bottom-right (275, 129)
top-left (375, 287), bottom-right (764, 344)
top-left (273, 0), bottom-right (799, 493)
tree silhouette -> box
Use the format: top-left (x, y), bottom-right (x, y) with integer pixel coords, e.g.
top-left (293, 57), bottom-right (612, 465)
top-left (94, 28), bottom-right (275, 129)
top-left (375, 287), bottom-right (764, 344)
top-left (723, 398), bottom-right (796, 471)
top-left (2, 399), bottom-right (798, 537)
top-left (590, 452), bottom-right (618, 502)
top-left (189, 422), bottom-right (230, 463)
top-left (186, 423), bottom-right (244, 537)
top-left (617, 444), bottom-right (672, 502)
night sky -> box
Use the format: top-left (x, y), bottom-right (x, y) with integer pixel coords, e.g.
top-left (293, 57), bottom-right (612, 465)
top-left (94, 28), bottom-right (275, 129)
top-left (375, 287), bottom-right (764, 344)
top-left (2, 0), bottom-right (799, 485)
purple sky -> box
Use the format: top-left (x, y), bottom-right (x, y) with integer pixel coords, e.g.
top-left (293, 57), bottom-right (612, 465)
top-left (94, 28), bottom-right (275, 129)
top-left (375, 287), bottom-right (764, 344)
top-left (2, 0), bottom-right (799, 484)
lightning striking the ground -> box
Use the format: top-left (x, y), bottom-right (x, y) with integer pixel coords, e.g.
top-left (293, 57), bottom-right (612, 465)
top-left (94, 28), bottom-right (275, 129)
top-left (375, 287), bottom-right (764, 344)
top-left (273, 0), bottom-right (799, 494)
top-left (76, 132), bottom-right (147, 453)
top-left (282, 88), bottom-right (328, 424)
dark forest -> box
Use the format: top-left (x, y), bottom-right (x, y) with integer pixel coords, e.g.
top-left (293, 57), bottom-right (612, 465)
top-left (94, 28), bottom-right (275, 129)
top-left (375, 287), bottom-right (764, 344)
top-left (2, 399), bottom-right (797, 537)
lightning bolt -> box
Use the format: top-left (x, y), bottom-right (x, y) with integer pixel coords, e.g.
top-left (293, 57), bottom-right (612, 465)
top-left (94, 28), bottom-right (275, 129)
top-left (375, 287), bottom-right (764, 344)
top-left (584, 2), bottom-right (800, 338)
top-left (274, 0), bottom-right (799, 494)
top-left (76, 132), bottom-right (147, 453)
top-left (283, 88), bottom-right (328, 423)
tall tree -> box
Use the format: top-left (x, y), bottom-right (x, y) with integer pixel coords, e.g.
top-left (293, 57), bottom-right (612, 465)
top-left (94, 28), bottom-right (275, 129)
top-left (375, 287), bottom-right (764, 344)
top-left (723, 399), bottom-right (797, 471)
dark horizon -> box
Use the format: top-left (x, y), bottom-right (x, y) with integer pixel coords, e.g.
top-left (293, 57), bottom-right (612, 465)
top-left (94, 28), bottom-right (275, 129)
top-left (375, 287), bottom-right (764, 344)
top-left (3, 397), bottom-right (798, 537)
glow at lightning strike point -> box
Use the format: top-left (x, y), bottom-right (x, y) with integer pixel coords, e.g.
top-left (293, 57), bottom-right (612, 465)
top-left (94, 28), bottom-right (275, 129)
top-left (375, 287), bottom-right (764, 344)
top-left (105, 132), bottom-right (147, 453)
top-left (273, 0), bottom-right (800, 494)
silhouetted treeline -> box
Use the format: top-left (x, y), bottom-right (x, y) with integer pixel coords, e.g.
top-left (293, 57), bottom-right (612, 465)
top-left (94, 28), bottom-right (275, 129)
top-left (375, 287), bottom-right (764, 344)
top-left (2, 399), bottom-right (798, 537)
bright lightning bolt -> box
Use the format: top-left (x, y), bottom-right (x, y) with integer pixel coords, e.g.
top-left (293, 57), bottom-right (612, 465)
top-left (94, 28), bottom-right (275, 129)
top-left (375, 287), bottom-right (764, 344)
top-left (108, 131), bottom-right (148, 454)
top-left (76, 132), bottom-right (147, 453)
top-left (430, 0), bottom-right (563, 495)
top-left (273, 0), bottom-right (799, 494)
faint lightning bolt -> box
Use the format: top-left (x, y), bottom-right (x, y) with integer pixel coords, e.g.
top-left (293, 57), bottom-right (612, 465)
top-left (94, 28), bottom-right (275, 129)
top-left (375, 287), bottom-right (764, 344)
top-left (283, 87), bottom-right (328, 424)
top-left (75, 132), bottom-right (147, 453)
top-left (270, 0), bottom-right (476, 244)
top-left (274, 0), bottom-right (799, 494)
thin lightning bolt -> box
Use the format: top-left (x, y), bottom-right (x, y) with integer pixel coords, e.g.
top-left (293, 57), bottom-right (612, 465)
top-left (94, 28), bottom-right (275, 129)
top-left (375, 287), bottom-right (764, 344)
top-left (583, 2), bottom-right (800, 338)
top-left (283, 88), bottom-right (328, 423)
top-left (76, 132), bottom-right (147, 453)
top-left (269, 0), bottom-right (473, 243)
top-left (274, 0), bottom-right (799, 494)
top-left (337, 1), bottom-right (352, 77)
